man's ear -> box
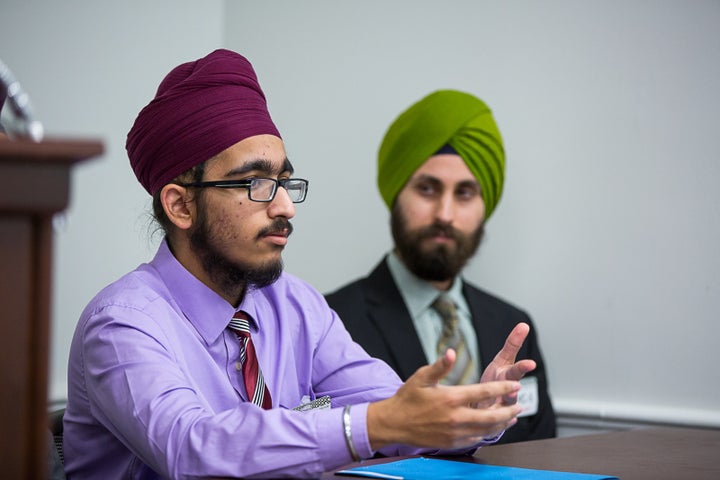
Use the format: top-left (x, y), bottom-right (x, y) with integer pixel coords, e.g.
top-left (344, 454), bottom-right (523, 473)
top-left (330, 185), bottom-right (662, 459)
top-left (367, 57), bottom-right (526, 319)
top-left (160, 183), bottom-right (195, 230)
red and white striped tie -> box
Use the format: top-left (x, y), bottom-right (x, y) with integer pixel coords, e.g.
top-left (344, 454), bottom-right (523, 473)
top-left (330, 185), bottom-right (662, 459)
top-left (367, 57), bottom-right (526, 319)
top-left (228, 311), bottom-right (272, 409)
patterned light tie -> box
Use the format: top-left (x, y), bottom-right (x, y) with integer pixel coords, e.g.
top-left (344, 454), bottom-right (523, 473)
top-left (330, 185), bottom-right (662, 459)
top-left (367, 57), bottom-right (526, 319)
top-left (228, 311), bottom-right (272, 409)
top-left (432, 295), bottom-right (479, 385)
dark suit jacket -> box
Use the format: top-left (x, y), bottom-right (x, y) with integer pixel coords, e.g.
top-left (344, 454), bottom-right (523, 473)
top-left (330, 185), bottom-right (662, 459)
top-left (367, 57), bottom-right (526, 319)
top-left (325, 258), bottom-right (556, 444)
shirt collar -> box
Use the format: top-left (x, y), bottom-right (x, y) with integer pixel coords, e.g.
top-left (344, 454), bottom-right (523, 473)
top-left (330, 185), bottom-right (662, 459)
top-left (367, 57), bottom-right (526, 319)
top-left (151, 238), bottom-right (240, 344)
top-left (386, 250), bottom-right (468, 316)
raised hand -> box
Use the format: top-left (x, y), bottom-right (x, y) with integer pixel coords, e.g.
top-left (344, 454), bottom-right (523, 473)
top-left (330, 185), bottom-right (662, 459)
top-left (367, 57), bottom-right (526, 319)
top-left (479, 322), bottom-right (536, 406)
top-left (367, 350), bottom-right (522, 451)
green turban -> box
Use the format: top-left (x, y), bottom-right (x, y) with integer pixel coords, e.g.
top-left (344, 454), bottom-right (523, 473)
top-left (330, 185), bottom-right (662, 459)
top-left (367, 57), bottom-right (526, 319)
top-left (377, 89), bottom-right (505, 220)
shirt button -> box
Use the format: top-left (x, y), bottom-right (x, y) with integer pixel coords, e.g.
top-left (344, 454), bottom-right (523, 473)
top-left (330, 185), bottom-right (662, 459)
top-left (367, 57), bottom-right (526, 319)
top-left (235, 362), bottom-right (242, 371)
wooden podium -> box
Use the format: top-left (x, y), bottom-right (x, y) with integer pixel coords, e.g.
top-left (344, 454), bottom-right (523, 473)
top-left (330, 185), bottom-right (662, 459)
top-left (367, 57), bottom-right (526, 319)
top-left (0, 139), bottom-right (103, 479)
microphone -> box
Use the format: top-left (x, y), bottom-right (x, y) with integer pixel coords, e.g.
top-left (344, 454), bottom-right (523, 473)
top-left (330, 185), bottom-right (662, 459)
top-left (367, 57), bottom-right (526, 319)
top-left (0, 58), bottom-right (44, 142)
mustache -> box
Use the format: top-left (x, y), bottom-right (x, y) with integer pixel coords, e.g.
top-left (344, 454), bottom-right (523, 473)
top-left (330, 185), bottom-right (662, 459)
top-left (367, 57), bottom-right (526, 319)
top-left (257, 218), bottom-right (294, 239)
top-left (417, 222), bottom-right (461, 241)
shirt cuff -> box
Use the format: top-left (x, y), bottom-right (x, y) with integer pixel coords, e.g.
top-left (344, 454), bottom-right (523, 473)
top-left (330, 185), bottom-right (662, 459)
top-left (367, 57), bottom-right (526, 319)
top-left (315, 403), bottom-right (373, 471)
top-left (350, 402), bottom-right (373, 459)
top-left (481, 429), bottom-right (504, 445)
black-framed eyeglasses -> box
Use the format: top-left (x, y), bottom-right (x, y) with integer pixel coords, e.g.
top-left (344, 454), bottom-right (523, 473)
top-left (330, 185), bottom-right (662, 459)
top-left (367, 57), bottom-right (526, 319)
top-left (177, 178), bottom-right (309, 203)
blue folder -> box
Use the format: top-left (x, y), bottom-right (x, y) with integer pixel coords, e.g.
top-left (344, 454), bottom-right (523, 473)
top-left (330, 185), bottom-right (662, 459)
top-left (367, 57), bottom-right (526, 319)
top-left (336, 457), bottom-right (619, 480)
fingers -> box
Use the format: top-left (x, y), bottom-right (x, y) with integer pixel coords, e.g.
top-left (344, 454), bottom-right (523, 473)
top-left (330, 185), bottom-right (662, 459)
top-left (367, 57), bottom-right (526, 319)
top-left (459, 404), bottom-right (522, 441)
top-left (503, 358), bottom-right (536, 381)
top-left (481, 323), bottom-right (535, 384)
top-left (433, 398), bottom-right (523, 449)
top-left (493, 322), bottom-right (530, 366)
top-left (368, 378), bottom-right (523, 451)
top-left (454, 380), bottom-right (522, 407)
top-left (410, 348), bottom-right (456, 387)
top-left (498, 359), bottom-right (536, 406)
top-left (455, 383), bottom-right (524, 444)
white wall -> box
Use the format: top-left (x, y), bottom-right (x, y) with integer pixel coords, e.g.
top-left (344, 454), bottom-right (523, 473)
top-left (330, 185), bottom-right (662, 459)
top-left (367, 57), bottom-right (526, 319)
top-left (0, 0), bottom-right (226, 402)
top-left (1, 0), bottom-right (718, 428)
top-left (226, 0), bottom-right (720, 428)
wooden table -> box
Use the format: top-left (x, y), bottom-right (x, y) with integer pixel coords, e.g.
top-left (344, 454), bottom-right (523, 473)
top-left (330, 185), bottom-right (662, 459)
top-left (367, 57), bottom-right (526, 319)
top-left (328, 427), bottom-right (720, 480)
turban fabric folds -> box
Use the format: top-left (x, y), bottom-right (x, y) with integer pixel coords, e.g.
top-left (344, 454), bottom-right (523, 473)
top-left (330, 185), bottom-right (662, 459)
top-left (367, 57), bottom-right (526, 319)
top-left (126, 49), bottom-right (280, 195)
top-left (377, 89), bottom-right (505, 220)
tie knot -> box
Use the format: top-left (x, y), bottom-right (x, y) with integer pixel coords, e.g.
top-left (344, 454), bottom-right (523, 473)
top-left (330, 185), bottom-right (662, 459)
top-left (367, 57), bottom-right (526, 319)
top-left (229, 311), bottom-right (251, 337)
top-left (432, 295), bottom-right (459, 332)
top-left (432, 295), bottom-right (457, 318)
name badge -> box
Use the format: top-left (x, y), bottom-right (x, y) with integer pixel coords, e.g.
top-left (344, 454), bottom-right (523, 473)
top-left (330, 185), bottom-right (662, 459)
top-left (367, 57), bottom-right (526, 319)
top-left (517, 376), bottom-right (539, 417)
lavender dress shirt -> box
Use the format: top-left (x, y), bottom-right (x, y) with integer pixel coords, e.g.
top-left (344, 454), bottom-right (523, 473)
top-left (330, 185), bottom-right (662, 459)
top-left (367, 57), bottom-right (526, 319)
top-left (65, 240), bottom-right (420, 479)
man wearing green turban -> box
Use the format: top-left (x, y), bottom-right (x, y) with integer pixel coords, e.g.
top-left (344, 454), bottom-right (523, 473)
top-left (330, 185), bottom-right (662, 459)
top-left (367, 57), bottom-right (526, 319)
top-left (327, 89), bottom-right (557, 444)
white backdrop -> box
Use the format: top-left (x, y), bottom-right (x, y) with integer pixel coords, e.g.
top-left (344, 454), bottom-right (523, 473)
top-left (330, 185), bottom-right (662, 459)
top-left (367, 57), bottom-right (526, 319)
top-left (1, 0), bottom-right (718, 427)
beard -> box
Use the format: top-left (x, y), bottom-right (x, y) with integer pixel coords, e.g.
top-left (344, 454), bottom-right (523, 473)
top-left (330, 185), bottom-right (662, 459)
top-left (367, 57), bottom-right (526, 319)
top-left (391, 203), bottom-right (484, 282)
top-left (189, 200), bottom-right (290, 298)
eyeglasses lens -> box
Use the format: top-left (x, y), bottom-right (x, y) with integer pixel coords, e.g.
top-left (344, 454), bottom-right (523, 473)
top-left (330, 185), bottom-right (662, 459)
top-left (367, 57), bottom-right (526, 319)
top-left (285, 181), bottom-right (306, 202)
top-left (250, 179), bottom-right (276, 201)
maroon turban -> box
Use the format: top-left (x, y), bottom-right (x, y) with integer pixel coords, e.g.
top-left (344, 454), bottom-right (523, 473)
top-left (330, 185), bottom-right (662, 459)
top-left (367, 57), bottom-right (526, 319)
top-left (126, 49), bottom-right (281, 195)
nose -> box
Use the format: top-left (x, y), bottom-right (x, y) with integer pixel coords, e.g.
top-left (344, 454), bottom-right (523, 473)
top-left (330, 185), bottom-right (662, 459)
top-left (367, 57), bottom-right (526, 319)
top-left (268, 184), bottom-right (296, 219)
top-left (435, 192), bottom-right (455, 224)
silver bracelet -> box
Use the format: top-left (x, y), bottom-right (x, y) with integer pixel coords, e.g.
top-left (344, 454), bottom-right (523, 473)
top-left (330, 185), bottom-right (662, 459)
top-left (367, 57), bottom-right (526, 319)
top-left (342, 404), bottom-right (362, 462)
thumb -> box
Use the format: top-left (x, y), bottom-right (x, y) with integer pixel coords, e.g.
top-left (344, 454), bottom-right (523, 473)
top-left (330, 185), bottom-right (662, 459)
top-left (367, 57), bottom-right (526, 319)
top-left (412, 349), bottom-right (456, 387)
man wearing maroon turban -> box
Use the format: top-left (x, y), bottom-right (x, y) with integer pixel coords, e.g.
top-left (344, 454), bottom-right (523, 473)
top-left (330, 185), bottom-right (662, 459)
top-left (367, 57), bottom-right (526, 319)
top-left (64, 49), bottom-right (535, 479)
